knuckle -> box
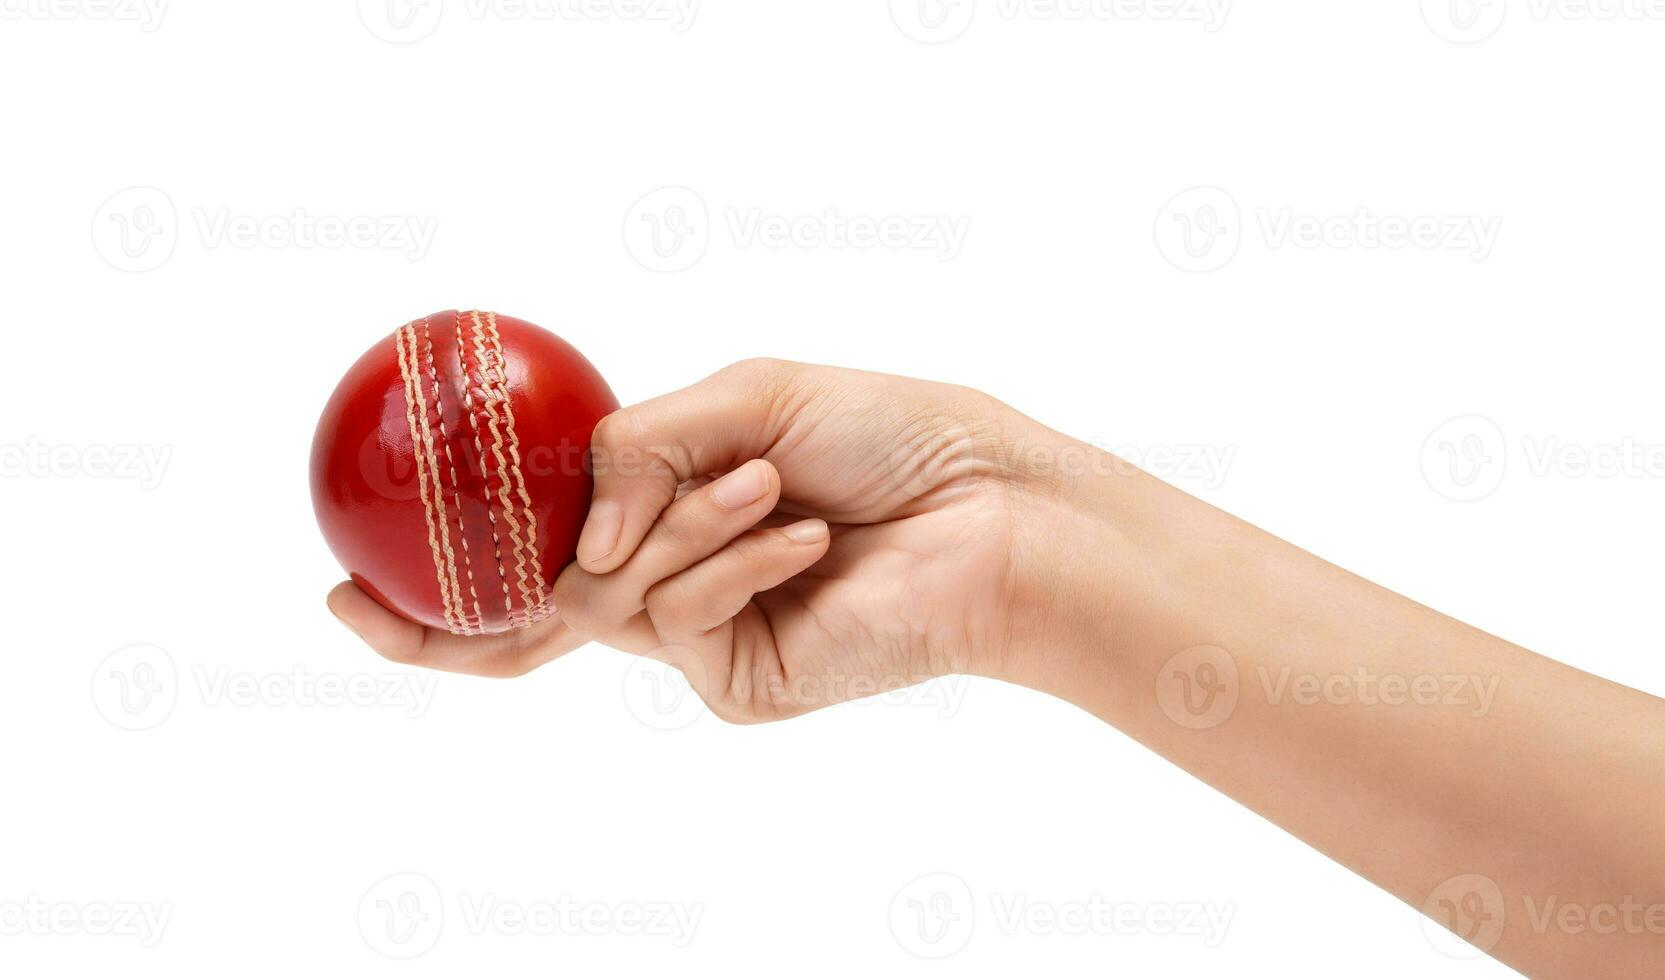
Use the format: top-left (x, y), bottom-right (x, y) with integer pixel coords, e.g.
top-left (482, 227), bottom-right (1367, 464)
top-left (645, 578), bottom-right (726, 632)
top-left (551, 570), bottom-right (601, 633)
top-left (590, 410), bottom-right (646, 453)
top-left (731, 533), bottom-right (775, 564)
top-left (720, 356), bottom-right (788, 379)
top-left (647, 510), bottom-right (703, 556)
top-left (642, 579), bottom-right (682, 622)
top-left (591, 412), bottom-right (677, 483)
top-left (715, 357), bottom-right (800, 399)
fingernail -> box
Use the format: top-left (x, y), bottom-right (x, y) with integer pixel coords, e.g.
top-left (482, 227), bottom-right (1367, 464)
top-left (711, 460), bottom-right (770, 510)
top-left (782, 519), bottom-right (828, 545)
top-left (577, 499), bottom-right (623, 565)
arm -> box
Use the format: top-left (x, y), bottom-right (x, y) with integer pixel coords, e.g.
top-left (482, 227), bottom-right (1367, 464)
top-left (329, 359), bottom-right (1665, 977)
top-left (999, 430), bottom-right (1665, 978)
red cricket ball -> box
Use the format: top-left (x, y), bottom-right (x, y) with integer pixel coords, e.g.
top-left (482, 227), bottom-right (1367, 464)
top-left (311, 310), bottom-right (618, 635)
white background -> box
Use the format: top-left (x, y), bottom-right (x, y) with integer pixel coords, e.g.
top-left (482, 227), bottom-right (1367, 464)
top-left (3, 1), bottom-right (1662, 976)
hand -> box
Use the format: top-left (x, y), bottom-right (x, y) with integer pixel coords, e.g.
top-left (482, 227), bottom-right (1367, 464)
top-left (328, 358), bottom-right (1056, 722)
top-left (327, 359), bottom-right (1665, 977)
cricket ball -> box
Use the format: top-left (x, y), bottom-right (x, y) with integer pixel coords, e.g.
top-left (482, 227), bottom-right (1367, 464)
top-left (311, 310), bottom-right (618, 635)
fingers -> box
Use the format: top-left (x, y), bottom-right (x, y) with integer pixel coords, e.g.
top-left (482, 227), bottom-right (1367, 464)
top-left (328, 499), bottom-right (830, 690)
top-left (327, 581), bottom-right (425, 661)
top-left (576, 359), bottom-right (801, 575)
top-left (326, 581), bottom-right (603, 678)
top-left (554, 458), bottom-right (783, 635)
top-left (645, 518), bottom-right (830, 641)
top-left (636, 517), bottom-right (830, 723)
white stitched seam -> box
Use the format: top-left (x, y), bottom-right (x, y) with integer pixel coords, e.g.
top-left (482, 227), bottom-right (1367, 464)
top-left (394, 323), bottom-right (460, 633)
top-left (406, 322), bottom-right (469, 634)
top-left (471, 310), bottom-right (536, 626)
top-left (421, 316), bottom-right (484, 634)
top-left (457, 310), bottom-right (516, 627)
top-left (485, 311), bottom-right (551, 622)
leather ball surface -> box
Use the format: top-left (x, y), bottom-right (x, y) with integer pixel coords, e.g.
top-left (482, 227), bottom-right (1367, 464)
top-left (311, 310), bottom-right (619, 635)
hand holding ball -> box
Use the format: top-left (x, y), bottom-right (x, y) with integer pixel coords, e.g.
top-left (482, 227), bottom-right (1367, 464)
top-left (311, 310), bottom-right (618, 635)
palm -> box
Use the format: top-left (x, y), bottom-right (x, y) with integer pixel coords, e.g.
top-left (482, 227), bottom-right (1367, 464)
top-left (746, 498), bottom-right (1013, 718)
top-left (655, 380), bottom-right (1019, 722)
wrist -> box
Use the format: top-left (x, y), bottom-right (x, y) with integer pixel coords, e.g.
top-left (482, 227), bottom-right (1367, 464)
top-left (987, 432), bottom-right (1200, 702)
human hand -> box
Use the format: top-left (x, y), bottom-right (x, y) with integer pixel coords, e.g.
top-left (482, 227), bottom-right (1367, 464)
top-left (328, 358), bottom-right (1070, 722)
top-left (326, 360), bottom-right (1665, 979)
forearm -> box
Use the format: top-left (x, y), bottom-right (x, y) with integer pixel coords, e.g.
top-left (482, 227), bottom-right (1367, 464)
top-left (996, 437), bottom-right (1665, 978)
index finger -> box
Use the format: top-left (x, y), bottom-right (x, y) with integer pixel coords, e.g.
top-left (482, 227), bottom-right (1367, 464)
top-left (575, 359), bottom-right (799, 575)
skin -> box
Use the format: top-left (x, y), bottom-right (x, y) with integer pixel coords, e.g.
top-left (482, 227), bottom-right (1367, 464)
top-left (329, 358), bottom-right (1665, 978)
